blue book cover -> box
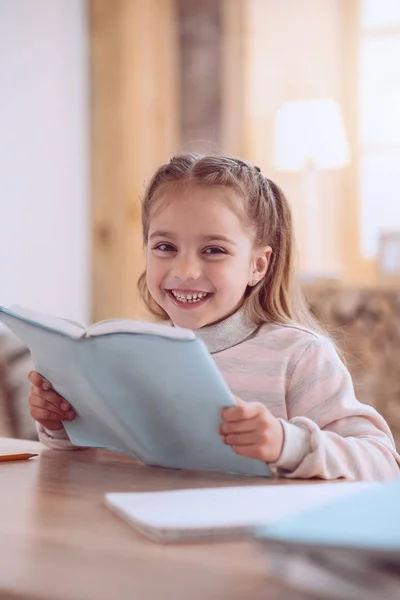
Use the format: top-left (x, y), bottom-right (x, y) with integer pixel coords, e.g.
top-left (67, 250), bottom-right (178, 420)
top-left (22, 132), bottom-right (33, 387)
top-left (256, 482), bottom-right (400, 559)
top-left (0, 304), bottom-right (271, 477)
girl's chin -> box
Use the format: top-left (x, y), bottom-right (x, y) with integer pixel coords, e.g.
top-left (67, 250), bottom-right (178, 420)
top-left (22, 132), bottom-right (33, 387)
top-left (168, 307), bottom-right (215, 330)
top-left (170, 312), bottom-right (211, 330)
top-left (169, 306), bottom-right (235, 330)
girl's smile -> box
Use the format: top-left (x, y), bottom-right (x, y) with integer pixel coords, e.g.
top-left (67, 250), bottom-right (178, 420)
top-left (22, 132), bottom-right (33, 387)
top-left (167, 289), bottom-right (212, 308)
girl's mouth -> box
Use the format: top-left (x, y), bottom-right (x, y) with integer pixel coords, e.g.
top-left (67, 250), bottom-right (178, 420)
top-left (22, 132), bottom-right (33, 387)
top-left (167, 289), bottom-right (212, 308)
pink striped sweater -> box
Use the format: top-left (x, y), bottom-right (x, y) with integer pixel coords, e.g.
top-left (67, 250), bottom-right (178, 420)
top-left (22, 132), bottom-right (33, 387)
top-left (37, 310), bottom-right (400, 480)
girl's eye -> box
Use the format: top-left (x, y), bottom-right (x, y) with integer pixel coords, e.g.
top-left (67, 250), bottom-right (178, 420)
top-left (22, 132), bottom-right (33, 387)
top-left (154, 243), bottom-right (176, 252)
top-left (203, 247), bottom-right (227, 255)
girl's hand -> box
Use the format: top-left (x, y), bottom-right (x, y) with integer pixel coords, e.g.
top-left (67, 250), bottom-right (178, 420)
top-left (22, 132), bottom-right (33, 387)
top-left (220, 396), bottom-right (284, 463)
top-left (28, 371), bottom-right (76, 431)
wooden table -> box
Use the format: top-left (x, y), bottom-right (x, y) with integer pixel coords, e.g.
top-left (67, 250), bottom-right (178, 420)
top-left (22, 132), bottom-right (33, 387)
top-left (0, 437), bottom-right (317, 600)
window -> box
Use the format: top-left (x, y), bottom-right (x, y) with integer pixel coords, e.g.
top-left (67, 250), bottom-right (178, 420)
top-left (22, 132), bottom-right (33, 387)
top-left (359, 0), bottom-right (400, 259)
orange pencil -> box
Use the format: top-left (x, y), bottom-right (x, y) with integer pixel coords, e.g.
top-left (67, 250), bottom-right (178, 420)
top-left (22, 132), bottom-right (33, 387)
top-left (0, 453), bottom-right (38, 463)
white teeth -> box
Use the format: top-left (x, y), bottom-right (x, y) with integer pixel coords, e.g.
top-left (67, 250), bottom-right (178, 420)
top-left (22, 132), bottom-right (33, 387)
top-left (170, 290), bottom-right (209, 304)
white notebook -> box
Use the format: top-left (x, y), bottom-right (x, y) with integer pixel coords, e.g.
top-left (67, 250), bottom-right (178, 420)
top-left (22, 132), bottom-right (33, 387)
top-left (105, 482), bottom-right (377, 543)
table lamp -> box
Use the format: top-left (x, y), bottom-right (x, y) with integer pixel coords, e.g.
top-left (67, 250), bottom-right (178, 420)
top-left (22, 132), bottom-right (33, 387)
top-left (273, 98), bottom-right (350, 279)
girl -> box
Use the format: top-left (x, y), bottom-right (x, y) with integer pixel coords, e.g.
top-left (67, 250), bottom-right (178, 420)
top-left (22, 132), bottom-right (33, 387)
top-left (29, 154), bottom-right (400, 480)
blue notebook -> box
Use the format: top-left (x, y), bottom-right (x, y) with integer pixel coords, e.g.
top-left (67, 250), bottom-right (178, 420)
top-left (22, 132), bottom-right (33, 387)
top-left (0, 304), bottom-right (271, 477)
top-left (256, 482), bottom-right (400, 560)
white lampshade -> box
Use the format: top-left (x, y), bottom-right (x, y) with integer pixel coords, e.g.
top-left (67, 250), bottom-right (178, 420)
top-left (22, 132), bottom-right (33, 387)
top-left (273, 98), bottom-right (350, 171)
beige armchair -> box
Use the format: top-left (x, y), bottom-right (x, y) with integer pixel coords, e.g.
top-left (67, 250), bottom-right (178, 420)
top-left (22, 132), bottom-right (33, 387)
top-left (0, 331), bottom-right (36, 439)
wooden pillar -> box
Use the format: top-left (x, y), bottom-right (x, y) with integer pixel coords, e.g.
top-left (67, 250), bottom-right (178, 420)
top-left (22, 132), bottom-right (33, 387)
top-left (90, 0), bottom-right (178, 321)
top-left (176, 0), bottom-right (247, 157)
top-left (221, 0), bottom-right (247, 157)
top-left (176, 0), bottom-right (223, 153)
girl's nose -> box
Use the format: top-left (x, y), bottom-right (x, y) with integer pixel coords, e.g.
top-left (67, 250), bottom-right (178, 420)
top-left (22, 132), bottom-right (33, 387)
top-left (173, 256), bottom-right (201, 282)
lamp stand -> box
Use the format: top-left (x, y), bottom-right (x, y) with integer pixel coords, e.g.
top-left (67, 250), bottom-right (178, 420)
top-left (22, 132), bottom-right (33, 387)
top-left (301, 162), bottom-right (323, 281)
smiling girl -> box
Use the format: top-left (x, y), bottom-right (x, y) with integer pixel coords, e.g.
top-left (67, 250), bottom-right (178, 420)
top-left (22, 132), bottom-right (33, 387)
top-left (29, 154), bottom-right (400, 480)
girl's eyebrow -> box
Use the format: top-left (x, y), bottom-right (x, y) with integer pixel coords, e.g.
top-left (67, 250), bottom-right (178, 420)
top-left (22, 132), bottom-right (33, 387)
top-left (149, 231), bottom-right (236, 245)
top-left (149, 230), bottom-right (176, 240)
top-left (202, 235), bottom-right (237, 246)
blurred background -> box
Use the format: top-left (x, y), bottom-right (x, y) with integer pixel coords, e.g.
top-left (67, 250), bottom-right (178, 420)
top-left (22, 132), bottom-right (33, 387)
top-left (0, 0), bottom-right (399, 443)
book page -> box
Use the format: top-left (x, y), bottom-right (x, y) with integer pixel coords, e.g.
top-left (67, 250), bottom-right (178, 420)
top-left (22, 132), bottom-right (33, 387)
top-left (87, 318), bottom-right (195, 340)
top-left (4, 304), bottom-right (86, 339)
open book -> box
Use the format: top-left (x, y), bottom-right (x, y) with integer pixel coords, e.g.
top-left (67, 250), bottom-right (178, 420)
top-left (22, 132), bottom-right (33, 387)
top-left (0, 304), bottom-right (271, 477)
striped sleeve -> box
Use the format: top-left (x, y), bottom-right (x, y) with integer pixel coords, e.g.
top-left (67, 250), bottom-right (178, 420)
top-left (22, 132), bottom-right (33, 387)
top-left (271, 338), bottom-right (400, 480)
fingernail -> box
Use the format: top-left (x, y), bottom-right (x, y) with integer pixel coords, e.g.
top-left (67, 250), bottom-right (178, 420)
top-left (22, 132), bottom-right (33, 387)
top-left (42, 382), bottom-right (51, 391)
top-left (60, 402), bottom-right (70, 411)
top-left (66, 411), bottom-right (75, 420)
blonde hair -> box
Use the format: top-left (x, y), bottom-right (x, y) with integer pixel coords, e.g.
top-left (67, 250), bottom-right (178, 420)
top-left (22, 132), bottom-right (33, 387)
top-left (138, 153), bottom-right (326, 336)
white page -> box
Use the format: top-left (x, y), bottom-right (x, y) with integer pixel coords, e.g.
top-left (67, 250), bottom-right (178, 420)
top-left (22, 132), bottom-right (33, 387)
top-left (6, 304), bottom-right (85, 339)
top-left (105, 482), bottom-right (377, 538)
top-left (3, 305), bottom-right (195, 341)
top-left (88, 318), bottom-right (195, 340)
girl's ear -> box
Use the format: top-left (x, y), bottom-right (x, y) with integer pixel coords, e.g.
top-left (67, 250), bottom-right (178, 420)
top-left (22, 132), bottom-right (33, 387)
top-left (248, 246), bottom-right (272, 287)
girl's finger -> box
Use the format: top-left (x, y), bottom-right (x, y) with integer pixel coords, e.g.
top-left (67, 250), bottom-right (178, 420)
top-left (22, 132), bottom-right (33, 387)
top-left (29, 395), bottom-right (71, 419)
top-left (32, 406), bottom-right (75, 423)
top-left (31, 387), bottom-right (71, 412)
top-left (42, 389), bottom-right (70, 410)
top-left (230, 444), bottom-right (263, 460)
top-left (221, 401), bottom-right (263, 422)
top-left (30, 406), bottom-right (72, 423)
top-left (223, 431), bottom-right (265, 446)
top-left (28, 371), bottom-right (51, 390)
top-left (28, 371), bottom-right (43, 387)
top-left (219, 417), bottom-right (259, 435)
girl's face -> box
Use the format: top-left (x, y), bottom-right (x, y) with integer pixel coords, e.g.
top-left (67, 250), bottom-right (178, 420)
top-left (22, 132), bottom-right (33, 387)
top-left (146, 185), bottom-right (270, 329)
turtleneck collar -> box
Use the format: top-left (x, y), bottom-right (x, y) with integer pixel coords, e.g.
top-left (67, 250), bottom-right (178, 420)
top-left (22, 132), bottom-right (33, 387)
top-left (193, 309), bottom-right (260, 354)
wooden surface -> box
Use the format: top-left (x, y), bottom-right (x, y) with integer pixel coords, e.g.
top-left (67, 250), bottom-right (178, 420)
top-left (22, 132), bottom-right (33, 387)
top-left (0, 437), bottom-right (319, 600)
